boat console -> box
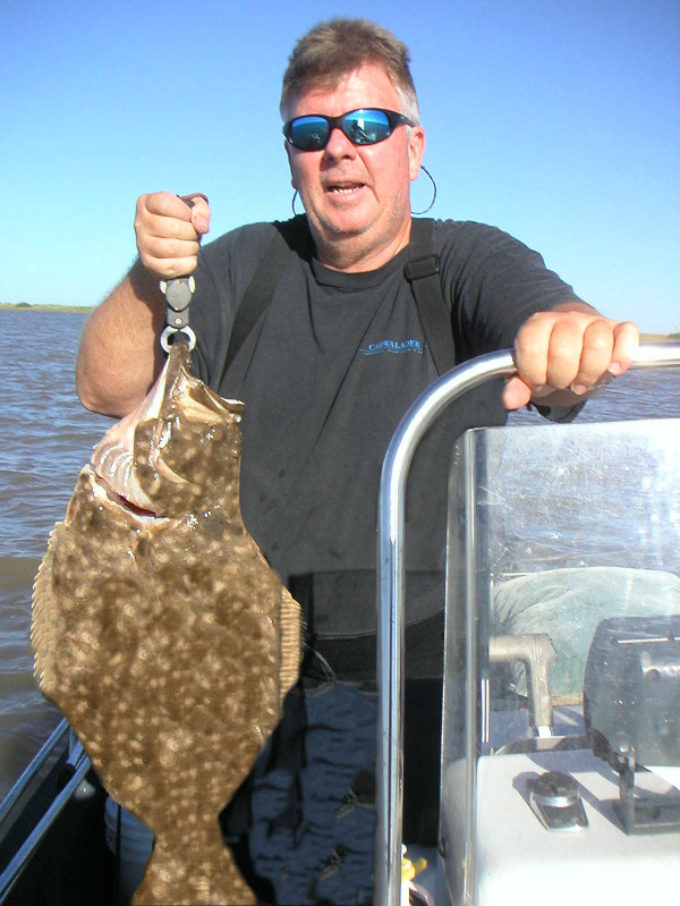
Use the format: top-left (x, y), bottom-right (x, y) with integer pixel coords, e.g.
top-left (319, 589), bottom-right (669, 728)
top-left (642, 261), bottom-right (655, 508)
top-left (439, 417), bottom-right (680, 905)
top-left (375, 344), bottom-right (680, 906)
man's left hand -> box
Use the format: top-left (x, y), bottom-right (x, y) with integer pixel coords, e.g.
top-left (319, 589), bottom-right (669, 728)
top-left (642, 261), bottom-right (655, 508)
top-left (503, 302), bottom-right (640, 410)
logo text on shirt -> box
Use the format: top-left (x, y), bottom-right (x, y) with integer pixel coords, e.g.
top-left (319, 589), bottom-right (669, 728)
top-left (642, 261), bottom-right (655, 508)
top-left (360, 339), bottom-right (424, 356)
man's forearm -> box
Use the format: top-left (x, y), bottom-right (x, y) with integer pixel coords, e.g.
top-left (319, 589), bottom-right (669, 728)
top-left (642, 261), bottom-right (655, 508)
top-left (76, 260), bottom-right (166, 417)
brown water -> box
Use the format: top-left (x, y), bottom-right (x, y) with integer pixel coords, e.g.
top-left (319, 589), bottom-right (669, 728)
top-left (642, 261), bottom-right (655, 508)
top-left (0, 308), bottom-right (678, 798)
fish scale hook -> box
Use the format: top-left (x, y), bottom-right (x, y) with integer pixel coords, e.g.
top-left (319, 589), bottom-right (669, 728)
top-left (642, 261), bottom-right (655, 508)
top-left (159, 275), bottom-right (196, 352)
top-left (159, 196), bottom-right (199, 353)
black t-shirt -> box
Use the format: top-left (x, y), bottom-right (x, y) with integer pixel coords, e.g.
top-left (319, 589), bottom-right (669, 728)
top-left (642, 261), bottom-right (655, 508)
top-left (188, 218), bottom-right (578, 654)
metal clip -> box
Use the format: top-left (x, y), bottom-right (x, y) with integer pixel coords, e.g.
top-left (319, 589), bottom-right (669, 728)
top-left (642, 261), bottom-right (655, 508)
top-left (158, 196), bottom-right (202, 352)
top-left (159, 275), bottom-right (196, 352)
top-left (160, 323), bottom-right (196, 353)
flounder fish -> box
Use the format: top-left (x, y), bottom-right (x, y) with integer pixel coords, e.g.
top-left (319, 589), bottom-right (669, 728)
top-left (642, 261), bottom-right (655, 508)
top-left (32, 340), bottom-right (302, 905)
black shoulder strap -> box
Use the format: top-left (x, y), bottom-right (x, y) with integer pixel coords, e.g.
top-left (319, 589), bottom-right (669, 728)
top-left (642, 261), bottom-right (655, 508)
top-left (404, 218), bottom-right (455, 375)
top-left (224, 215), bottom-right (454, 377)
top-left (224, 215), bottom-right (312, 374)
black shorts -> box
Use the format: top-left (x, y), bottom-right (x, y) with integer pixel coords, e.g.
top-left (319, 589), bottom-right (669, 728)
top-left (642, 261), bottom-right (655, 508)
top-left (221, 652), bottom-right (442, 906)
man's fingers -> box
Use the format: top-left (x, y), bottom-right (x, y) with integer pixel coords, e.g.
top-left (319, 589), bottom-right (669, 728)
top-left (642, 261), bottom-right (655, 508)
top-left (609, 321), bottom-right (640, 376)
top-left (140, 191), bottom-right (192, 220)
top-left (509, 308), bottom-right (641, 410)
top-left (144, 234), bottom-right (201, 261)
top-left (543, 315), bottom-right (590, 390)
top-left (144, 255), bottom-right (200, 280)
top-left (178, 193), bottom-right (211, 235)
top-left (136, 191), bottom-right (211, 232)
top-left (134, 191), bottom-right (210, 278)
top-left (566, 317), bottom-right (613, 393)
top-left (513, 312), bottom-right (554, 390)
top-left (502, 375), bottom-right (533, 410)
top-left (141, 210), bottom-right (198, 241)
top-left (567, 319), bottom-right (638, 391)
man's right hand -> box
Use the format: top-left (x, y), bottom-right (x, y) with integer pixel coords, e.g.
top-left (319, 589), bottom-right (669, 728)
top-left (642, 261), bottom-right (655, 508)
top-left (76, 191), bottom-right (211, 416)
top-left (135, 191), bottom-right (211, 278)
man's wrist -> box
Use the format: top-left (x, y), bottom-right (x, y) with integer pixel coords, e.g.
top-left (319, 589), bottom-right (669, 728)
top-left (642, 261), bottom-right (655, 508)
top-left (128, 257), bottom-right (165, 305)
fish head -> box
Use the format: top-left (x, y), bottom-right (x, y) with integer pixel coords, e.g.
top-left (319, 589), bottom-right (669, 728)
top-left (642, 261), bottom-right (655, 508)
top-left (88, 341), bottom-right (244, 521)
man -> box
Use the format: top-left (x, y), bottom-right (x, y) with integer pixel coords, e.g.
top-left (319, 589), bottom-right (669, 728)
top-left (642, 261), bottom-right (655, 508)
top-left (77, 18), bottom-right (638, 905)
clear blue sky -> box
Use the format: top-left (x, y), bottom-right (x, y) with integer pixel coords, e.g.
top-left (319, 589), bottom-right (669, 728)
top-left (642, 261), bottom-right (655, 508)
top-left (2, 0), bottom-right (678, 332)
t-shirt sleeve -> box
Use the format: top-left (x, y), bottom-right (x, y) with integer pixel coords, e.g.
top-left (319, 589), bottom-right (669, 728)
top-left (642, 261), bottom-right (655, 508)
top-left (437, 220), bottom-right (583, 361)
top-left (437, 220), bottom-right (586, 421)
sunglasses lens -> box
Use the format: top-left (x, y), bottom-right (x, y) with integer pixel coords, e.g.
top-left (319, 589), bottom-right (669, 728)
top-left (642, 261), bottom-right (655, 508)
top-left (343, 109), bottom-right (392, 145)
top-left (288, 116), bottom-right (330, 151)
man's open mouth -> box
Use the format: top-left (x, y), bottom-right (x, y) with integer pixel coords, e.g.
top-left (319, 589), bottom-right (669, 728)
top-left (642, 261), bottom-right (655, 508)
top-left (327, 182), bottom-right (364, 195)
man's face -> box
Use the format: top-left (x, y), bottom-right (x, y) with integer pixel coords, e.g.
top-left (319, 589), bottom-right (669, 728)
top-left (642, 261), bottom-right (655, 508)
top-left (284, 63), bottom-right (425, 271)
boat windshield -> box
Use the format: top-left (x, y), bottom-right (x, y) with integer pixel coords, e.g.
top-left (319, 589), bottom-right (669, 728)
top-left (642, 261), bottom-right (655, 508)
top-left (444, 417), bottom-right (680, 754)
top-left (439, 417), bottom-right (680, 905)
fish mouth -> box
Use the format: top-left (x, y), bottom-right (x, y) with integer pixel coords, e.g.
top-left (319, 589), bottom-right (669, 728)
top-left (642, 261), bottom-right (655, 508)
top-left (111, 490), bottom-right (158, 520)
top-left (87, 354), bottom-right (176, 521)
top-left (89, 435), bottom-right (159, 517)
top-left (87, 466), bottom-right (167, 524)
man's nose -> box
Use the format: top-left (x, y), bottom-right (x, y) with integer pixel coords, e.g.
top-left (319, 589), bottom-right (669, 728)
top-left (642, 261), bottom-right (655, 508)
top-left (323, 126), bottom-right (357, 158)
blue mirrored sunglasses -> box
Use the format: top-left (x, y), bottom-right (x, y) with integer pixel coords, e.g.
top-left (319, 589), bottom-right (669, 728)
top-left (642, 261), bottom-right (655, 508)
top-left (283, 108), bottom-right (414, 151)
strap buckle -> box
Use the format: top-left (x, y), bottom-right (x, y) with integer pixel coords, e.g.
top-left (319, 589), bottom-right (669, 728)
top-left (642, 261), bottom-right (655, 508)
top-left (404, 255), bottom-right (440, 281)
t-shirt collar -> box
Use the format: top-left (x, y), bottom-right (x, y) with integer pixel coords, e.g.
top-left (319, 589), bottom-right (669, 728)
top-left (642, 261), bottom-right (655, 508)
top-left (311, 242), bottom-right (412, 290)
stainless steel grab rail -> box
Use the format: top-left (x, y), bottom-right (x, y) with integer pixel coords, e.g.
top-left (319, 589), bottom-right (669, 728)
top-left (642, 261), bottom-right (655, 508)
top-left (375, 342), bottom-right (680, 906)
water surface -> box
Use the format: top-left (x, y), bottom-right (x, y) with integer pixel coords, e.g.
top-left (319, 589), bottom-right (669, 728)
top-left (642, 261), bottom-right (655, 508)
top-left (0, 308), bottom-right (678, 797)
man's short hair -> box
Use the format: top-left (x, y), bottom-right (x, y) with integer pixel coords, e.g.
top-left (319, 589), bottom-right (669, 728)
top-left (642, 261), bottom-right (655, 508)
top-left (280, 18), bottom-right (421, 125)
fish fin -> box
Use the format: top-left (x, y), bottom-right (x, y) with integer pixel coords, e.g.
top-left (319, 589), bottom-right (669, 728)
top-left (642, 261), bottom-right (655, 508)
top-left (279, 586), bottom-right (303, 706)
top-left (31, 525), bottom-right (60, 696)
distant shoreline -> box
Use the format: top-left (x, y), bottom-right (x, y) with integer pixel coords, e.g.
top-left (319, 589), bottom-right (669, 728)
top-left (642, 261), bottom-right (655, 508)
top-left (0, 302), bottom-right (677, 341)
top-left (0, 302), bottom-right (93, 314)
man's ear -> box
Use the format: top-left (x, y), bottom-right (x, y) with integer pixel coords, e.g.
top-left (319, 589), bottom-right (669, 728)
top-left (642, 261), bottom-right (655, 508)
top-left (408, 126), bottom-right (426, 181)
top-left (284, 141), bottom-right (299, 189)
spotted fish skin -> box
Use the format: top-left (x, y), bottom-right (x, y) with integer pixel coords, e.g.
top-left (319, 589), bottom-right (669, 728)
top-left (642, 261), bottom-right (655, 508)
top-left (32, 342), bottom-right (302, 905)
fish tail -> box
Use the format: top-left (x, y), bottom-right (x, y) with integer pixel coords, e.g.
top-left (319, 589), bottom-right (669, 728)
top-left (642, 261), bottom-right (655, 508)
top-left (132, 831), bottom-right (256, 905)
